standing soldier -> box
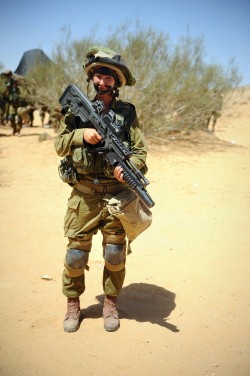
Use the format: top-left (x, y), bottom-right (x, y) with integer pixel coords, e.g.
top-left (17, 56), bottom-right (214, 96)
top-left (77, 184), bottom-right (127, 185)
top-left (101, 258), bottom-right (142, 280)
top-left (0, 70), bottom-right (13, 125)
top-left (39, 105), bottom-right (49, 127)
top-left (6, 79), bottom-right (22, 135)
top-left (0, 93), bottom-right (5, 125)
top-left (54, 46), bottom-right (149, 333)
top-left (17, 104), bottom-right (36, 127)
top-left (206, 90), bottom-right (223, 131)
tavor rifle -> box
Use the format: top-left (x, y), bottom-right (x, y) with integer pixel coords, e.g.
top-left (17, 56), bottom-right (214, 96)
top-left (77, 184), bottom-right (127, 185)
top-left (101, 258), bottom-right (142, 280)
top-left (59, 84), bottom-right (155, 208)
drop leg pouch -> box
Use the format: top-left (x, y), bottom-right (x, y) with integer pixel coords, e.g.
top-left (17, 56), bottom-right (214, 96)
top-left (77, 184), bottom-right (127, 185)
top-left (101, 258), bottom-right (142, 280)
top-left (105, 188), bottom-right (152, 243)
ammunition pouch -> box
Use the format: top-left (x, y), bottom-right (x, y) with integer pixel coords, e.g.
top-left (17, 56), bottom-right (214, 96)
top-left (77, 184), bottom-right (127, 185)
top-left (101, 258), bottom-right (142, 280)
top-left (58, 155), bottom-right (79, 185)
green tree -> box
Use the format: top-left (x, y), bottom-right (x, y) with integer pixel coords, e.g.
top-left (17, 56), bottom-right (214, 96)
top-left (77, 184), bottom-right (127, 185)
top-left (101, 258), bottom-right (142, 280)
top-left (23, 23), bottom-right (242, 136)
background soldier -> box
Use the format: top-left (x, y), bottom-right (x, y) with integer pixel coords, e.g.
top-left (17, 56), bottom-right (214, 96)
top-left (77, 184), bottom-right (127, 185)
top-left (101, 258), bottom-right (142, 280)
top-left (206, 91), bottom-right (223, 131)
top-left (39, 105), bottom-right (49, 127)
top-left (0, 70), bottom-right (13, 125)
top-left (6, 78), bottom-right (22, 135)
top-left (17, 104), bottom-right (36, 127)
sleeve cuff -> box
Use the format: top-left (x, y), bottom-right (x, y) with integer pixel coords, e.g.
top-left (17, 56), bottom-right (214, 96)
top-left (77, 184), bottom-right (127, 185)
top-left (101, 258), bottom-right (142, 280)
top-left (72, 129), bottom-right (85, 145)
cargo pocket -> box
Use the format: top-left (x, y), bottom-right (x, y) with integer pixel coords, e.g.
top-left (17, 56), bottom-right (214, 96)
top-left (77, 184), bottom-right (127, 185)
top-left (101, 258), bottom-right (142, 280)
top-left (64, 194), bottom-right (81, 238)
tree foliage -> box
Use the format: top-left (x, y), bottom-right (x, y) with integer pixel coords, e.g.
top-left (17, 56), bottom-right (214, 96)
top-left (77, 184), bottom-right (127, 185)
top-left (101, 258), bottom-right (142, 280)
top-left (20, 23), bottom-right (242, 136)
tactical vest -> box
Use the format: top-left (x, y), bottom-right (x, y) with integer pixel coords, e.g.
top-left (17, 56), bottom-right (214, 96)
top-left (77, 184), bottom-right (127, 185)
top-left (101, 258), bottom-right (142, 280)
top-left (65, 100), bottom-right (136, 177)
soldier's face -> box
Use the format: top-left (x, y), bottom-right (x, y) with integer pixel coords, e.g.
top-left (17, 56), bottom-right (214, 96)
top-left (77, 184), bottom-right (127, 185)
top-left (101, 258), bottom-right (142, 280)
top-left (93, 73), bottom-right (115, 89)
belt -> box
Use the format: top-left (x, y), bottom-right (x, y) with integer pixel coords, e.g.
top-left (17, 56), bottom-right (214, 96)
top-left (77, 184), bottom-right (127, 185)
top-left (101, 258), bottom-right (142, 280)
top-left (74, 181), bottom-right (124, 195)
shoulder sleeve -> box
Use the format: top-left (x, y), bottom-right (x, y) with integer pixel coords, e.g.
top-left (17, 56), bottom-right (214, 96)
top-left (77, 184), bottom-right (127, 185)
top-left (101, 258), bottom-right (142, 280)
top-left (129, 115), bottom-right (148, 174)
top-left (54, 110), bottom-right (86, 157)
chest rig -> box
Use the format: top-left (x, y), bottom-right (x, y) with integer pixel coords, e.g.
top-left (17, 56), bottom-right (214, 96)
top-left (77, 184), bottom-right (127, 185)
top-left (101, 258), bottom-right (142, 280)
top-left (59, 99), bottom-right (136, 181)
top-left (66, 99), bottom-right (136, 147)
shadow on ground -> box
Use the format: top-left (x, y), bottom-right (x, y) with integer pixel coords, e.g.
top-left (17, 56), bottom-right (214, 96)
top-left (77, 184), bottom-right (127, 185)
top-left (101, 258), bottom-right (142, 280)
top-left (81, 282), bottom-right (179, 332)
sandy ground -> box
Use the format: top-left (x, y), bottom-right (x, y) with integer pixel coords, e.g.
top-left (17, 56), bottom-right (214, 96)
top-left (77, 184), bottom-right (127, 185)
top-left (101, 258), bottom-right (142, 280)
top-left (0, 87), bottom-right (249, 376)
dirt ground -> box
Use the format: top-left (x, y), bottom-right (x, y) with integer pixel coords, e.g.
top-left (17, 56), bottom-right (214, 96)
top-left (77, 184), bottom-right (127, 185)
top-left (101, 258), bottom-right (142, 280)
top-left (0, 87), bottom-right (249, 376)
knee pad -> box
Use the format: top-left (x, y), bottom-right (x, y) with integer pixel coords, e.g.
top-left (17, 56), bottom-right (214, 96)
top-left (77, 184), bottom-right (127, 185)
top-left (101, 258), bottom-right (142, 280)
top-left (64, 249), bottom-right (89, 277)
top-left (103, 244), bottom-right (126, 272)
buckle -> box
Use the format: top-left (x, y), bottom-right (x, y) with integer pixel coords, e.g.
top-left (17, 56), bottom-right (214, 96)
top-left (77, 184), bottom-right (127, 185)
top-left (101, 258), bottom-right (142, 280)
top-left (92, 185), bottom-right (107, 194)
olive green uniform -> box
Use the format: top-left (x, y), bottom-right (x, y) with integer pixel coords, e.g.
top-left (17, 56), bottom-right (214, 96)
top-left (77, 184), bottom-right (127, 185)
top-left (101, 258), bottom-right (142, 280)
top-left (54, 97), bottom-right (147, 298)
top-left (6, 83), bottom-right (22, 134)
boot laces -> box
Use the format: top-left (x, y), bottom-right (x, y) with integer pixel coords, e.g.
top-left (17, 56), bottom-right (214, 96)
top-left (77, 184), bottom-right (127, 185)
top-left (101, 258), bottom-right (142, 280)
top-left (104, 296), bottom-right (118, 318)
top-left (67, 298), bottom-right (80, 317)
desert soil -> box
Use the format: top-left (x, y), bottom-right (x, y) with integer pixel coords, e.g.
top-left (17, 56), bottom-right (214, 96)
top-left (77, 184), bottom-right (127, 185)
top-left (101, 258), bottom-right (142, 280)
top-left (0, 87), bottom-right (249, 376)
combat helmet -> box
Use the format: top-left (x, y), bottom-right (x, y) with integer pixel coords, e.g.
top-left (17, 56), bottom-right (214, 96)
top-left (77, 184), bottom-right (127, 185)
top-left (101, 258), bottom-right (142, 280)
top-left (83, 46), bottom-right (136, 87)
top-left (0, 70), bottom-right (13, 77)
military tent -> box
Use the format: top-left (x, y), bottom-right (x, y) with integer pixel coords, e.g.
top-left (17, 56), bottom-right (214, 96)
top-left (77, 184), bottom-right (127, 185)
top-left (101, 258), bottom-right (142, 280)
top-left (15, 49), bottom-right (52, 76)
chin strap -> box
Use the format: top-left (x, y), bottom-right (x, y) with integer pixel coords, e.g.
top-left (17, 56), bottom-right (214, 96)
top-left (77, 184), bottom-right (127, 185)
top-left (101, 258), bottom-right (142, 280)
top-left (93, 84), bottom-right (119, 98)
top-left (94, 83), bottom-right (113, 95)
top-left (86, 79), bottom-right (119, 98)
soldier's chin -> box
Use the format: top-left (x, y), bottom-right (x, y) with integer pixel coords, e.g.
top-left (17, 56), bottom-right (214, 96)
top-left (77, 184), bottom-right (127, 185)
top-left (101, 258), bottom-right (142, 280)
top-left (94, 84), bottom-right (113, 95)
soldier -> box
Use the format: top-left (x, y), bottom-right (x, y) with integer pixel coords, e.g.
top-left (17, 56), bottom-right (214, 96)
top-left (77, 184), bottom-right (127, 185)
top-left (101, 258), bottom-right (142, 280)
top-left (39, 105), bottom-right (49, 127)
top-left (27, 104), bottom-right (35, 127)
top-left (54, 46), bottom-right (149, 333)
top-left (0, 94), bottom-right (5, 125)
top-left (206, 91), bottom-right (223, 131)
top-left (0, 70), bottom-right (13, 124)
top-left (17, 104), bottom-right (35, 127)
top-left (6, 79), bottom-right (22, 135)
top-left (0, 69), bottom-right (13, 82)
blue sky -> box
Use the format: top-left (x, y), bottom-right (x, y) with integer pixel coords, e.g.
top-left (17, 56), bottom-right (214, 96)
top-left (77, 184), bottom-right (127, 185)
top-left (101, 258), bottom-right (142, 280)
top-left (1, 0), bottom-right (249, 85)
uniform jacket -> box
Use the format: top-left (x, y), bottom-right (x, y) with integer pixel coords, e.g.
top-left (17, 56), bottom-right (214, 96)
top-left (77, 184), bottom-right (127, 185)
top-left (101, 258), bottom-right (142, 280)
top-left (54, 97), bottom-right (148, 181)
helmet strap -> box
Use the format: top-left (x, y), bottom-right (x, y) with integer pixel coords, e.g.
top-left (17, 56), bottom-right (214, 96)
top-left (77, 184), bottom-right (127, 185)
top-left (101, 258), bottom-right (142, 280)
top-left (114, 88), bottom-right (119, 98)
top-left (93, 83), bottom-right (114, 96)
top-left (86, 77), bottom-right (119, 98)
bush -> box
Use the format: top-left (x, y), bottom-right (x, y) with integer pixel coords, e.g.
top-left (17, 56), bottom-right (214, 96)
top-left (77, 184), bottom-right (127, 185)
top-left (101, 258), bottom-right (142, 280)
top-left (23, 23), bottom-right (242, 137)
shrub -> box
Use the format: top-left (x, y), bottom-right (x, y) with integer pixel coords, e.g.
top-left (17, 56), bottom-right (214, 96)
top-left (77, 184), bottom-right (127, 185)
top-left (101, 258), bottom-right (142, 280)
top-left (22, 23), bottom-right (242, 137)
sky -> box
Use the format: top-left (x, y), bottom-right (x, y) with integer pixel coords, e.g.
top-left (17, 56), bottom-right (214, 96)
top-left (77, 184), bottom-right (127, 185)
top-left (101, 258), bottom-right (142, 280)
top-left (0, 0), bottom-right (249, 86)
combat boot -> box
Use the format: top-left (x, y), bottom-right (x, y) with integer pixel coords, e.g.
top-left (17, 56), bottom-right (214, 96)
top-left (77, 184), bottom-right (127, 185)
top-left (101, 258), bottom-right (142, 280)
top-left (103, 295), bottom-right (120, 332)
top-left (63, 297), bottom-right (81, 333)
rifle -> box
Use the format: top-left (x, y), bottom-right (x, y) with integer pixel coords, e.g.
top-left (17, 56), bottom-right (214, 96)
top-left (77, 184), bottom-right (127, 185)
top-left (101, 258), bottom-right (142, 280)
top-left (59, 84), bottom-right (155, 208)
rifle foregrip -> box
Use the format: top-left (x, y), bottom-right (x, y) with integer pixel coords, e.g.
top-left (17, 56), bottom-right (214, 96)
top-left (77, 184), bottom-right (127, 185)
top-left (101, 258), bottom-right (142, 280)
top-left (123, 171), bottom-right (155, 208)
top-left (123, 170), bottom-right (137, 190)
